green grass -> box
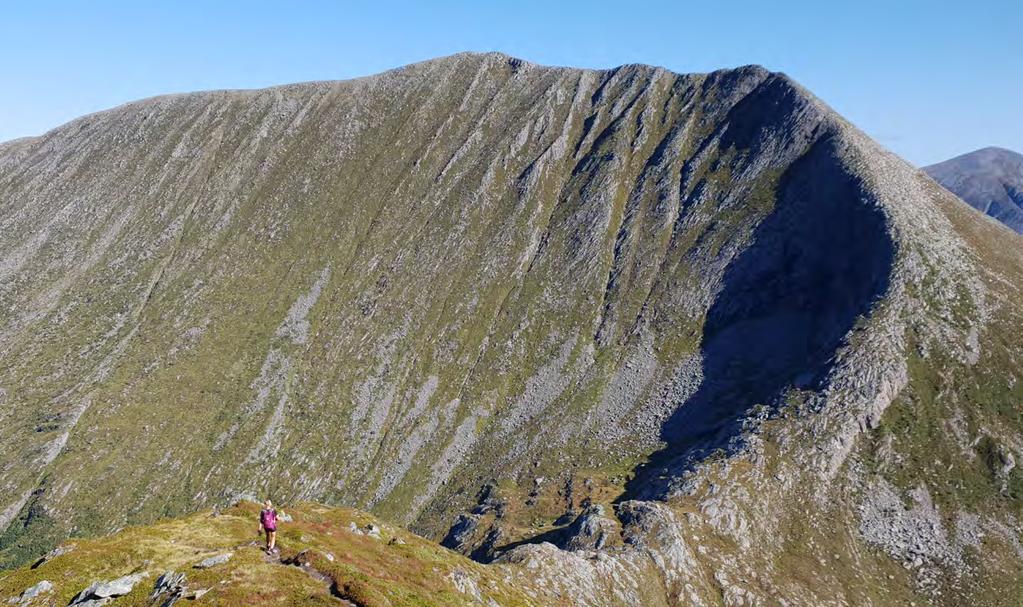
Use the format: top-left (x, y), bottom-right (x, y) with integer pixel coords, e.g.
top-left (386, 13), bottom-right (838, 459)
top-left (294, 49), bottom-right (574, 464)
top-left (0, 501), bottom-right (561, 607)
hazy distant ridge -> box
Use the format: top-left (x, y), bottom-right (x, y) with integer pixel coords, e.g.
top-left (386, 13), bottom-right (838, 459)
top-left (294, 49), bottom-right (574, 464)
top-left (925, 146), bottom-right (1023, 234)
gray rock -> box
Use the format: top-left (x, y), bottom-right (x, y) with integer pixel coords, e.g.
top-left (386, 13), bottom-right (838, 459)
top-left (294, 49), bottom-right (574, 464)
top-left (558, 505), bottom-right (619, 552)
top-left (14, 580), bottom-right (53, 604)
top-left (150, 571), bottom-right (186, 598)
top-left (182, 588), bottom-right (209, 600)
top-left (70, 572), bottom-right (148, 605)
top-left (441, 514), bottom-right (479, 550)
top-left (194, 553), bottom-right (232, 569)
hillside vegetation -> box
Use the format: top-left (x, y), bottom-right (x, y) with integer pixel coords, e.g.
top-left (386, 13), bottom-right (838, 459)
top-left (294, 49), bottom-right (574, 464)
top-left (0, 501), bottom-right (562, 606)
top-left (1, 53), bottom-right (1022, 605)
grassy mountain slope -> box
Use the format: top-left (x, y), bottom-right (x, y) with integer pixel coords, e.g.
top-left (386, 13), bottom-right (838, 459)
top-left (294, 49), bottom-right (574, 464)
top-left (1, 53), bottom-right (1021, 605)
top-left (0, 53), bottom-right (825, 552)
top-left (0, 500), bottom-right (566, 606)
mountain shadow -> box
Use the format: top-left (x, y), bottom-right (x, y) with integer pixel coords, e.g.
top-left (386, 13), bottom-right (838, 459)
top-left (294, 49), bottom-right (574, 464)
top-left (623, 135), bottom-right (896, 500)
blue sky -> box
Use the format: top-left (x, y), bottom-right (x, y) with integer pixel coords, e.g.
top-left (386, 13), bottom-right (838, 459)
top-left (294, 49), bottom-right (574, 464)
top-left (1, 0), bottom-right (1019, 165)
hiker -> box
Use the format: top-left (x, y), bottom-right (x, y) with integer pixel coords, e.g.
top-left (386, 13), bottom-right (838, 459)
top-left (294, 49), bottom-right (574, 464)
top-left (259, 499), bottom-right (279, 554)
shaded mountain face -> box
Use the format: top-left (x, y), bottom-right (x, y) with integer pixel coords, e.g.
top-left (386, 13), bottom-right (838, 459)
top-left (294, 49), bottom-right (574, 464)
top-left (1, 53), bottom-right (1022, 605)
top-left (925, 147), bottom-right (1023, 234)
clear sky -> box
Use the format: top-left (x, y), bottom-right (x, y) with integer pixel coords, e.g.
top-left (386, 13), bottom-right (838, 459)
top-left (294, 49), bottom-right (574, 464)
top-left (1, 0), bottom-right (1019, 166)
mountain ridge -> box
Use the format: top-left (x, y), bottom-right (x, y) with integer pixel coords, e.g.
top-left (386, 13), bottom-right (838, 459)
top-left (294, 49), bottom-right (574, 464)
top-left (1, 52), bottom-right (1021, 605)
top-left (0, 53), bottom-right (799, 151)
top-left (925, 146), bottom-right (1023, 234)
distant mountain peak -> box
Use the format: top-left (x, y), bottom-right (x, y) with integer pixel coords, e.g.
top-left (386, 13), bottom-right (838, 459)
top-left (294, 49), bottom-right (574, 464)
top-left (925, 146), bottom-right (1023, 234)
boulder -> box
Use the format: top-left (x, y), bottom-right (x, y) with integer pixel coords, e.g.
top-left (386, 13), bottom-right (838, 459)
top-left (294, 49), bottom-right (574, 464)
top-left (194, 553), bottom-right (232, 569)
top-left (558, 505), bottom-right (619, 551)
top-left (150, 571), bottom-right (186, 598)
top-left (70, 572), bottom-right (148, 605)
top-left (13, 580), bottom-right (53, 604)
top-left (183, 588), bottom-right (209, 600)
top-left (441, 513), bottom-right (479, 550)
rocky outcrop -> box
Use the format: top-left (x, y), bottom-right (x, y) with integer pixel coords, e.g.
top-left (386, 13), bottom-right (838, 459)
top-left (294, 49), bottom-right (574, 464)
top-left (555, 504), bottom-right (619, 551)
top-left (149, 571), bottom-right (186, 600)
top-left (9, 580), bottom-right (52, 605)
top-left (69, 572), bottom-right (148, 606)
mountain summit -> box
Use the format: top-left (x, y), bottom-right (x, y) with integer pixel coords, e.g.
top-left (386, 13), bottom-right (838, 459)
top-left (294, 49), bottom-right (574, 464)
top-left (1, 53), bottom-right (1022, 605)
top-left (925, 146), bottom-right (1023, 234)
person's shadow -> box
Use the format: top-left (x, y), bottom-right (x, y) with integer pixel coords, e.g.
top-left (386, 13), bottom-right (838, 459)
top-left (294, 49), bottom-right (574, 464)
top-left (623, 134), bottom-right (895, 500)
